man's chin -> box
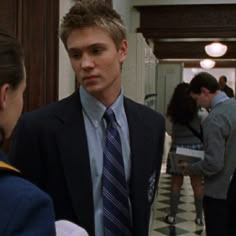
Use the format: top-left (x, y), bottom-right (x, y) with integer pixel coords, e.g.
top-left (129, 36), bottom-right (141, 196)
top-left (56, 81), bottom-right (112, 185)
top-left (83, 85), bottom-right (103, 96)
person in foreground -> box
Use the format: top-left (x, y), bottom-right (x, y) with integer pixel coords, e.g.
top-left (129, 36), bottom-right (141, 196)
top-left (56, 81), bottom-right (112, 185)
top-left (9, 1), bottom-right (165, 235)
top-left (0, 31), bottom-right (56, 235)
top-left (179, 72), bottom-right (236, 236)
top-left (165, 83), bottom-right (204, 226)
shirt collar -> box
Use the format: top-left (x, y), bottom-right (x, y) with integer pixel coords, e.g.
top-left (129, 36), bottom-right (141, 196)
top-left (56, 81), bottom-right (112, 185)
top-left (107, 91), bottom-right (124, 128)
top-left (211, 91), bottom-right (229, 108)
top-left (79, 87), bottom-right (124, 128)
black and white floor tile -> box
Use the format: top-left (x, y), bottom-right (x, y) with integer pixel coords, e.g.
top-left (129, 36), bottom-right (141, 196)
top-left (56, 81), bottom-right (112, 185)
top-left (150, 164), bottom-right (206, 236)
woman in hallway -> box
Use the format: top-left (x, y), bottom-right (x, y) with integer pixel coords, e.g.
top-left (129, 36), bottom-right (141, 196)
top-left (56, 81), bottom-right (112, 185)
top-left (165, 82), bottom-right (204, 226)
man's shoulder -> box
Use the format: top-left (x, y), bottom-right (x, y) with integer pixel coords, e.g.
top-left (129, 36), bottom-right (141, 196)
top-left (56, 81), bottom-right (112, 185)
top-left (224, 85), bottom-right (234, 97)
top-left (22, 92), bottom-right (80, 121)
top-left (206, 99), bottom-right (236, 125)
top-left (225, 84), bottom-right (233, 90)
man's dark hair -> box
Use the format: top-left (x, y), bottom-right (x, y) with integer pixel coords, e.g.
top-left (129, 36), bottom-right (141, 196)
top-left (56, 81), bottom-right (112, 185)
top-left (219, 75), bottom-right (227, 82)
top-left (189, 72), bottom-right (220, 94)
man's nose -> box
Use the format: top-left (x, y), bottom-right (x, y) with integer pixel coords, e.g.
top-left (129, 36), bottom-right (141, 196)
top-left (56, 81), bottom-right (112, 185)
top-left (81, 54), bottom-right (94, 69)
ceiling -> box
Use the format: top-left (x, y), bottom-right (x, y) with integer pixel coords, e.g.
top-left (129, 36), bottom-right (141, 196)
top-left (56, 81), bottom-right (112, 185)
top-left (135, 4), bottom-right (236, 68)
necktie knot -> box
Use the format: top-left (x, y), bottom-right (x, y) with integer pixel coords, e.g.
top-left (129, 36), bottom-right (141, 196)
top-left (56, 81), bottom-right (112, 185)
top-left (103, 108), bottom-right (116, 125)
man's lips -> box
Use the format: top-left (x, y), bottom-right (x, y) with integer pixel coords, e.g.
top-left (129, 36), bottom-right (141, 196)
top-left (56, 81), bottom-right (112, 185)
top-left (83, 75), bottom-right (98, 81)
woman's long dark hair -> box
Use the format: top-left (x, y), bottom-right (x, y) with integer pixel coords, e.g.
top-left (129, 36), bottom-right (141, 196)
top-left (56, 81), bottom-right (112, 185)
top-left (0, 30), bottom-right (24, 145)
top-left (167, 82), bottom-right (197, 125)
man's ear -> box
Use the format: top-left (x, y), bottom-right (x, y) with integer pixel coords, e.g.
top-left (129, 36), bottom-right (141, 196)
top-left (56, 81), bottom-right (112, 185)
top-left (119, 39), bottom-right (128, 64)
top-left (0, 84), bottom-right (10, 110)
top-left (201, 87), bottom-right (209, 95)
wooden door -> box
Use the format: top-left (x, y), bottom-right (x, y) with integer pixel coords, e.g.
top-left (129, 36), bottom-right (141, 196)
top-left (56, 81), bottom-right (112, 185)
top-left (0, 0), bottom-right (59, 111)
top-left (0, 0), bottom-right (59, 152)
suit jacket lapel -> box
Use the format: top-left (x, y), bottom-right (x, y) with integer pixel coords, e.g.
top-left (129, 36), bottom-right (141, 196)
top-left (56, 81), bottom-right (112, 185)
top-left (54, 92), bottom-right (95, 235)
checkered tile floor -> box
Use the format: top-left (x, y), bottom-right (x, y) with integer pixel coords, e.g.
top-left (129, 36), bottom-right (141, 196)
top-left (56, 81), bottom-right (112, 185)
top-left (150, 164), bottom-right (206, 236)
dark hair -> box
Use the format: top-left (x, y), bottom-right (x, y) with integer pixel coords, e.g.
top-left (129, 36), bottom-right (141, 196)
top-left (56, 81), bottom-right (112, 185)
top-left (189, 72), bottom-right (219, 94)
top-left (167, 82), bottom-right (197, 124)
top-left (0, 30), bottom-right (24, 145)
top-left (219, 75), bottom-right (227, 82)
top-left (60, 0), bottom-right (126, 50)
top-left (0, 30), bottom-right (24, 89)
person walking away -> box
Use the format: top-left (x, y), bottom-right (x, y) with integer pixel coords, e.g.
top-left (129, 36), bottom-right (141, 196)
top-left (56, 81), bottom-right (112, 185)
top-left (180, 72), bottom-right (236, 236)
top-left (165, 83), bottom-right (204, 226)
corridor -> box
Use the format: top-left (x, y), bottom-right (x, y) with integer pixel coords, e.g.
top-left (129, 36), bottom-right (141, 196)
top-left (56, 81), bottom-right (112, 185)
top-left (150, 164), bottom-right (206, 236)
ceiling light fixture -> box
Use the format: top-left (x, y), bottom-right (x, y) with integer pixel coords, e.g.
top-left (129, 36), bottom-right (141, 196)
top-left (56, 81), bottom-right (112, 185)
top-left (205, 42), bottom-right (227, 57)
top-left (200, 59), bottom-right (215, 69)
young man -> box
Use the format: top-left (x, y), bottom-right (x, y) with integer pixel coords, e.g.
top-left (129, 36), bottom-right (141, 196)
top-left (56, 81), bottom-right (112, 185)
top-left (9, 1), bottom-right (165, 235)
top-left (180, 72), bottom-right (236, 236)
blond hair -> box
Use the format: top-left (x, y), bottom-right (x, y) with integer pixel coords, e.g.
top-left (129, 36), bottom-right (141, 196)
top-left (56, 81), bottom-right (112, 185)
top-left (60, 0), bottom-right (127, 50)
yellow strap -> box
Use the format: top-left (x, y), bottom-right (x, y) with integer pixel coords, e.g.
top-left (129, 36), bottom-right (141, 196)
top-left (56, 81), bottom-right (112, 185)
top-left (0, 161), bottom-right (20, 173)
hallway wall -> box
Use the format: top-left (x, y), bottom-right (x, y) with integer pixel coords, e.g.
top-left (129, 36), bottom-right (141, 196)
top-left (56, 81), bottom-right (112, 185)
top-left (58, 0), bottom-right (75, 99)
top-left (113, 0), bottom-right (132, 31)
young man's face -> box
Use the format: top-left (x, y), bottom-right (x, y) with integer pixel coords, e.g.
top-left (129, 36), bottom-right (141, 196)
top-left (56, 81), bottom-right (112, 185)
top-left (219, 77), bottom-right (226, 89)
top-left (66, 26), bottom-right (127, 105)
top-left (190, 88), bottom-right (211, 109)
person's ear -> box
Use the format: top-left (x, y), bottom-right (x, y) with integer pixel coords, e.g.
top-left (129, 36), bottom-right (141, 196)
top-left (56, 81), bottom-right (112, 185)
top-left (118, 39), bottom-right (128, 64)
top-left (201, 87), bottom-right (209, 95)
top-left (0, 84), bottom-right (10, 110)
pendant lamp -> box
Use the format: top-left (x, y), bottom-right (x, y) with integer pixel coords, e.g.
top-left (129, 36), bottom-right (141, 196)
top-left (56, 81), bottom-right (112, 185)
top-left (205, 42), bottom-right (227, 57)
top-left (200, 59), bottom-right (215, 69)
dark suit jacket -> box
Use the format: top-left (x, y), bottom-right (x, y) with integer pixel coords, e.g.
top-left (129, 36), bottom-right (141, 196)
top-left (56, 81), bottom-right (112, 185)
top-left (222, 84), bottom-right (234, 98)
top-left (9, 90), bottom-right (165, 236)
top-left (0, 152), bottom-right (56, 236)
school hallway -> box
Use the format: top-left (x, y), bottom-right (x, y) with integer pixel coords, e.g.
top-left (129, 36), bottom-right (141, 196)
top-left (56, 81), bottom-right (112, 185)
top-left (150, 163), bottom-right (206, 236)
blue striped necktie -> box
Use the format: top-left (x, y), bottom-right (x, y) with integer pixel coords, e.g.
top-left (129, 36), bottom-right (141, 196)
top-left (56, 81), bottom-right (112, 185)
top-left (103, 108), bottom-right (132, 236)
